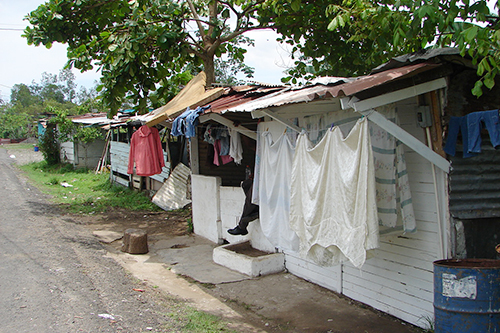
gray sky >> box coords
[0,0,291,102]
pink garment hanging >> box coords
[128,125,165,176]
[213,139,233,166]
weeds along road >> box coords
[0,148,173,332]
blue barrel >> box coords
[434,259,500,332]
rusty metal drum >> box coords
[434,259,500,333]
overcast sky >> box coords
[0,0,291,102]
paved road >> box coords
[0,149,171,332]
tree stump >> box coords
[121,228,148,254]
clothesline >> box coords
[199,121,362,135]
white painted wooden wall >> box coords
[191,174,276,251]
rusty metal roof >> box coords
[335,62,440,96]
[218,62,440,114]
[208,86,286,114]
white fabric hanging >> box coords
[369,105,416,233]
[258,131,300,252]
[300,106,416,233]
[289,118,379,268]
[251,124,262,205]
[228,127,243,165]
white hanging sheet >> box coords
[258,130,300,252]
[300,106,416,233]
[290,118,379,268]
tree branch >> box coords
[186,0,206,42]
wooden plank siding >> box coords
[110,141,131,186]
[109,140,170,187]
[284,252,342,292]
[283,97,441,328]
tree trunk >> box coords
[121,228,148,254]
[204,56,216,86]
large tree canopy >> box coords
[24,0,274,115]
[268,0,500,94]
[324,0,500,96]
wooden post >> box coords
[121,228,148,254]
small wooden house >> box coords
[143,49,500,329]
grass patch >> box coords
[0,143,36,150]
[166,305,236,333]
[19,161,161,214]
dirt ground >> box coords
[72,208,421,333]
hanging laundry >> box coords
[213,140,233,166]
[443,116,477,158]
[128,125,165,176]
[299,105,416,233]
[289,118,379,268]
[466,109,500,153]
[258,131,300,252]
[228,127,243,164]
[251,124,263,205]
[218,127,231,156]
[369,105,416,233]
[171,105,210,138]
[203,124,215,144]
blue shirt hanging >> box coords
[171,105,211,138]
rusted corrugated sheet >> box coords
[336,62,440,96]
[221,62,440,113]
[449,139,500,219]
[209,87,282,114]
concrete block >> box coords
[213,241,284,277]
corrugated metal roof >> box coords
[70,112,110,125]
[219,62,439,114]
[371,47,460,74]
[208,86,286,114]
[337,62,440,96]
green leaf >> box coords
[465,25,478,42]
[484,76,495,89]
[327,16,339,31]
[471,80,484,97]
[108,44,118,52]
